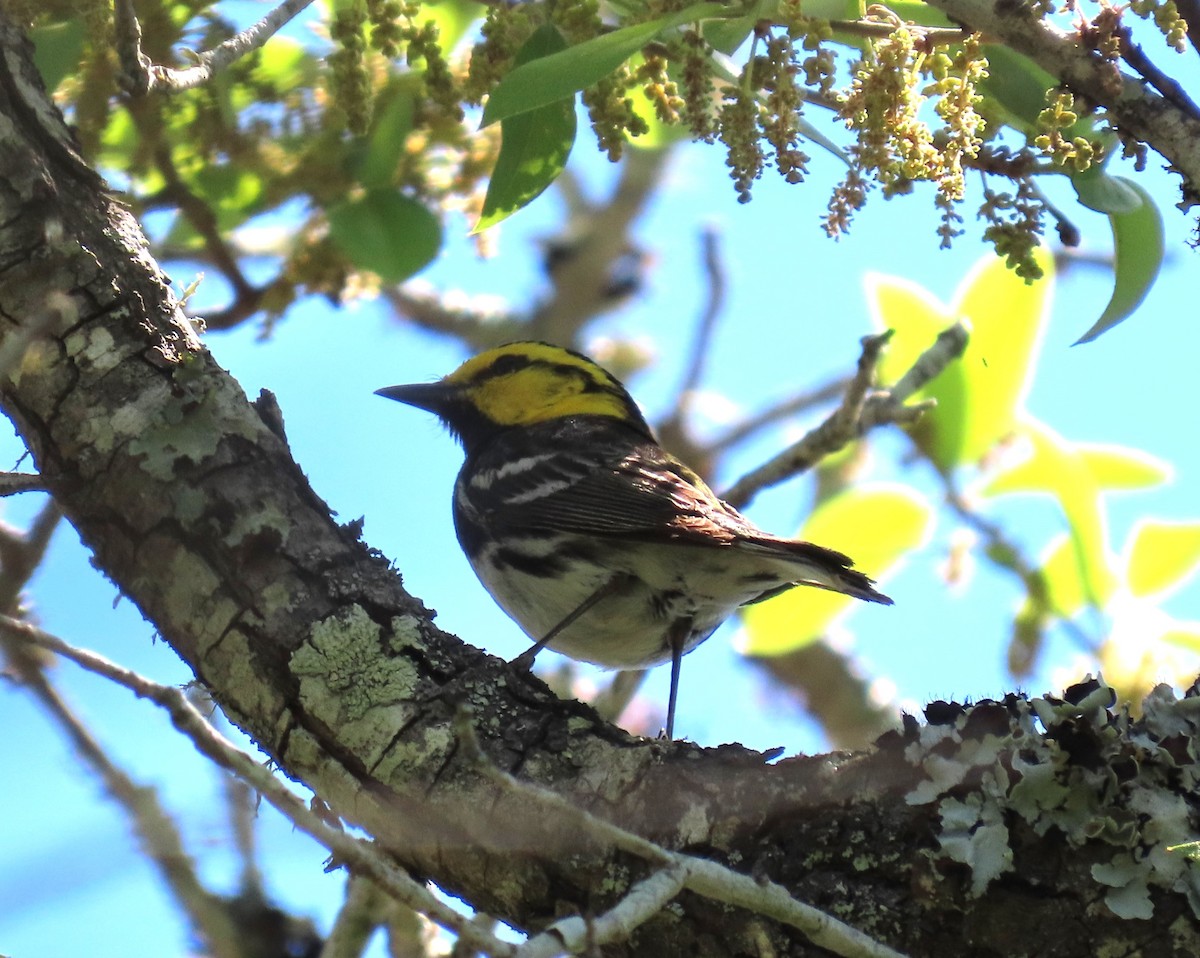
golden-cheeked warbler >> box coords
[377,341,891,737]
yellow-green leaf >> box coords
[1161,623,1200,652]
[739,485,932,656]
[1125,520,1200,600]
[868,249,1052,471]
[1038,534,1087,618]
[982,418,1118,607]
[1077,444,1172,492]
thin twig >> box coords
[941,476,1098,658]
[0,500,61,618]
[320,876,392,958]
[674,226,726,411]
[1118,28,1200,123]
[382,286,526,350]
[223,759,267,897]
[0,617,518,958]
[150,145,258,305]
[120,0,317,95]
[720,331,892,509]
[454,707,909,958]
[517,864,688,958]
[722,324,967,509]
[700,376,849,456]
[887,322,969,401]
[823,18,971,44]
[0,629,243,958]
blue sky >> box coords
[4,40,1200,958]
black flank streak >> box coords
[493,548,563,577]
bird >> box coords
[376,341,891,738]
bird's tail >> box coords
[743,537,893,605]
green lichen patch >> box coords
[291,605,421,766]
[127,387,260,481]
[904,676,1200,919]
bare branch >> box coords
[531,149,667,341]
[382,285,526,350]
[320,876,392,958]
[0,471,45,495]
[722,324,967,508]
[1118,28,1200,119]
[0,629,243,958]
[0,617,519,958]
[117,0,317,95]
[673,225,727,410]
[824,18,971,44]
[888,323,970,401]
[517,865,688,958]
[700,376,849,456]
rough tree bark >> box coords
[2,13,1199,957]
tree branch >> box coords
[721,325,967,509]
[115,0,317,94]
[924,0,1200,205]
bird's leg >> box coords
[664,617,692,740]
[512,573,630,671]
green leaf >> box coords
[740,485,932,656]
[879,1,954,27]
[190,165,266,229]
[30,19,85,92]
[1077,444,1172,492]
[327,190,441,283]
[481,1,723,126]
[981,418,1118,608]
[252,36,316,92]
[977,45,1096,142]
[1071,167,1142,215]
[419,0,487,51]
[1161,623,1200,652]
[1073,178,1164,345]
[358,86,416,190]
[870,248,1052,471]
[702,0,767,55]
[1125,520,1200,600]
[476,25,576,231]
[1037,534,1087,618]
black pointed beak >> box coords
[374,382,456,413]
